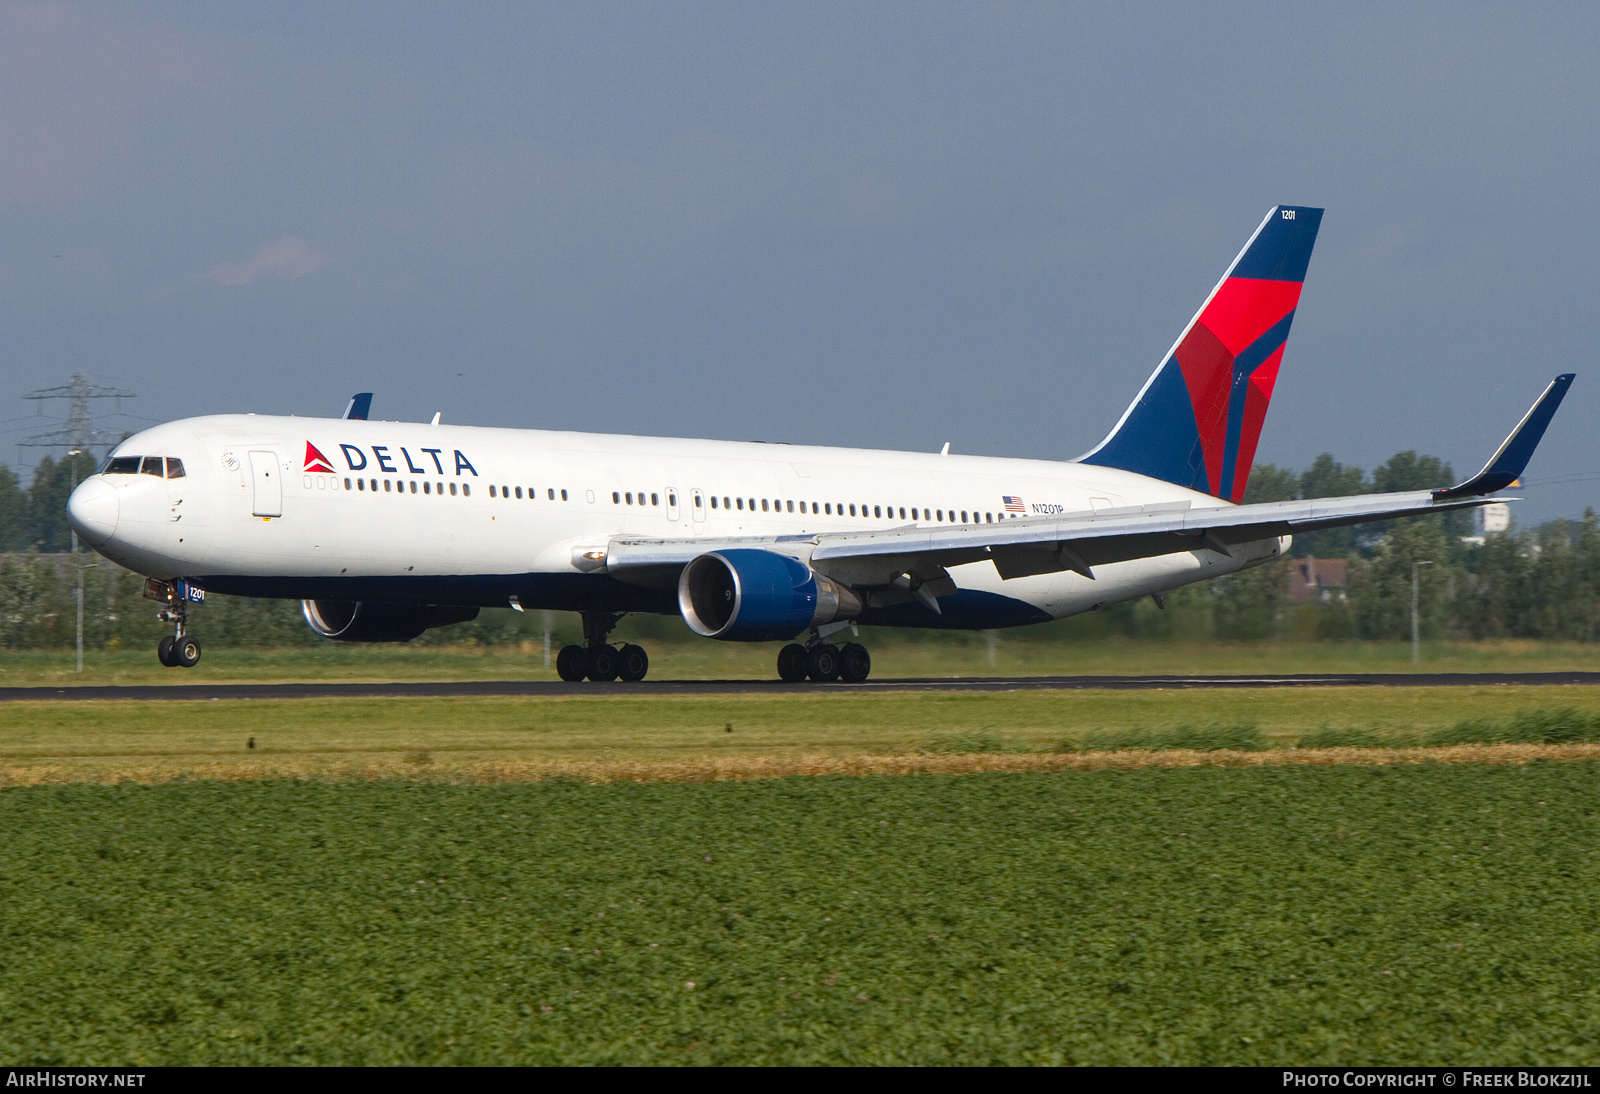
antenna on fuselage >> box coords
[430,412,441,426]
[939,442,950,456]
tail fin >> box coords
[1078,205,1323,502]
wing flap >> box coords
[811,490,1485,581]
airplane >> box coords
[64,205,1572,682]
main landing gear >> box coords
[150,583,201,669]
[555,612,649,683]
[777,636,871,683]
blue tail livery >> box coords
[1079,205,1323,502]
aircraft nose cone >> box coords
[67,477,119,548]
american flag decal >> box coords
[1002,495,1024,513]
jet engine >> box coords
[678,549,863,641]
[301,600,480,643]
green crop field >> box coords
[3,765,1598,1066]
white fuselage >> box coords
[70,414,1285,632]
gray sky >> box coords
[3,2,1596,523]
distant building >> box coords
[1461,501,1513,547]
[1288,557,1347,603]
[1480,502,1511,535]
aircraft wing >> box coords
[805,490,1481,583]
[602,374,1571,590]
[602,490,1481,590]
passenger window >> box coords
[849,504,856,516]
[761,499,769,512]
[873,505,881,518]
[166,458,186,479]
[515,486,522,499]
[450,483,457,496]
[652,493,659,506]
[106,456,141,475]
[560,489,567,501]
[384,480,392,492]
[462,484,470,497]
[825,503,832,515]
[344,477,352,490]
[357,478,365,491]
[736,498,744,510]
[936,509,943,521]
[961,510,968,522]
[626,492,633,505]
[899,507,906,519]
[787,500,794,513]
[613,492,621,504]
[711,496,718,509]
[723,497,731,509]
[490,485,497,498]
[748,498,755,511]
[423,481,431,494]
[141,457,163,477]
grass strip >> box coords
[6,742,1600,786]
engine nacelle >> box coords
[678,549,863,641]
[301,600,480,643]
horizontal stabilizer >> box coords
[1433,374,1573,500]
[343,393,373,421]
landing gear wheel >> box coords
[157,636,177,668]
[174,636,201,668]
[807,643,841,682]
[585,645,620,682]
[617,644,649,682]
[776,643,810,682]
[555,644,587,682]
[838,643,871,683]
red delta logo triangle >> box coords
[303,441,335,474]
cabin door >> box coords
[249,450,283,517]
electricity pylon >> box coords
[20,373,136,455]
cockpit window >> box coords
[141,457,164,477]
[105,457,141,475]
[165,458,186,479]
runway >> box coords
[6,672,1600,702]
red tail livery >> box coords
[1079,205,1322,502]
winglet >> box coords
[1433,374,1574,500]
[343,393,373,421]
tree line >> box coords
[0,451,1595,649]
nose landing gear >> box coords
[149,580,201,669]
[555,612,649,682]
